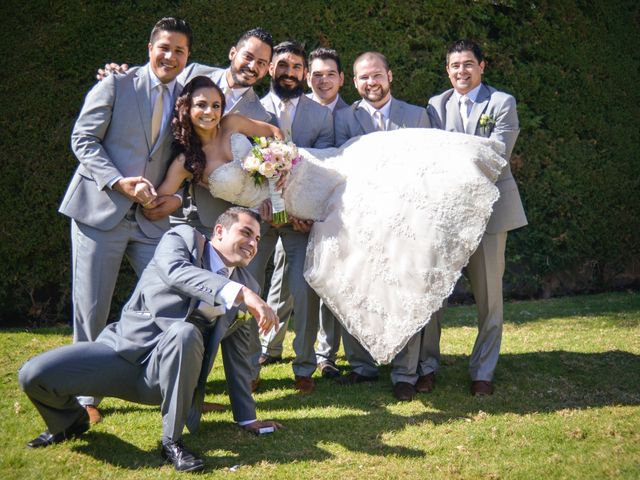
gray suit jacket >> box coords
[176,63,275,229]
[97,224,259,431]
[60,65,181,237]
[261,93,334,148]
[334,97,431,147]
[428,84,527,233]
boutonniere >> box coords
[235,310,253,322]
[479,114,496,134]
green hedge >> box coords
[1,0,638,325]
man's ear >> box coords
[228,46,237,62]
[213,223,225,239]
[387,70,393,83]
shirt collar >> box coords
[270,91,300,109]
[206,242,235,278]
[361,96,392,118]
[219,70,250,99]
[148,64,177,95]
[308,93,340,112]
[454,84,482,103]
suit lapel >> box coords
[354,101,376,134]
[388,98,403,130]
[134,66,153,151]
[466,84,491,134]
[444,91,464,133]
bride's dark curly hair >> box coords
[171,76,226,184]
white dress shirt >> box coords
[361,96,393,130]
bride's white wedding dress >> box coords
[208,130,506,364]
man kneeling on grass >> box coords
[19,207,282,472]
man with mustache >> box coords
[333,52,442,402]
[252,41,334,394]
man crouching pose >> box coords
[19,207,282,472]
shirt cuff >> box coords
[220,281,243,309]
[238,419,257,427]
[107,175,123,189]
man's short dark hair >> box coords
[150,17,193,50]
[352,51,389,75]
[215,207,261,230]
[236,27,274,54]
[272,41,307,65]
[308,47,342,73]
[446,39,484,65]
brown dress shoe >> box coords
[416,372,435,393]
[251,377,260,393]
[259,354,283,366]
[471,380,494,396]
[393,382,416,401]
[294,376,316,394]
[202,401,226,413]
[336,371,379,385]
[84,405,103,424]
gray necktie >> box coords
[459,95,472,130]
[373,110,385,131]
[279,100,293,137]
[151,84,167,145]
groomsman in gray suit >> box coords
[59,18,192,422]
[252,41,334,394]
[97,28,275,235]
[333,52,443,402]
[261,47,348,379]
[19,208,282,472]
[428,39,527,396]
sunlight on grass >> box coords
[1,291,638,479]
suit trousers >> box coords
[465,231,508,381]
[19,322,204,442]
[247,223,320,378]
[261,241,342,364]
[71,216,160,407]
[342,309,443,384]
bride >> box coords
[145,76,507,364]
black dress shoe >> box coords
[318,360,340,378]
[393,382,416,401]
[27,410,90,448]
[336,370,379,385]
[161,439,204,472]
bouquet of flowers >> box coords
[242,136,302,224]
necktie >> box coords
[373,110,385,131]
[216,267,230,278]
[279,100,293,137]
[460,95,472,130]
[151,84,167,146]
[222,85,233,113]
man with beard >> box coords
[333,52,442,402]
[259,47,349,380]
[251,41,334,394]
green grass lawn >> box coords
[1,291,639,479]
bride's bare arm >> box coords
[157,154,193,196]
[224,113,284,140]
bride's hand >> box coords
[276,171,288,192]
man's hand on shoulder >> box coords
[96,62,129,81]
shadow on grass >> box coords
[43,349,639,472]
